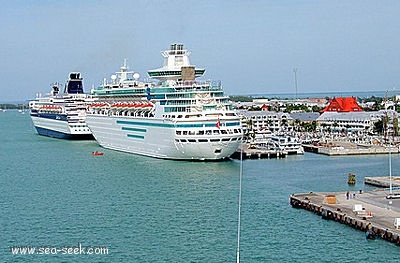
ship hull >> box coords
[86,115,242,160]
[30,113,93,140]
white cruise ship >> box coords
[86,44,243,160]
[29,73,94,139]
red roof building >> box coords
[321,97,363,113]
[261,104,268,111]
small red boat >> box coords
[91,151,104,156]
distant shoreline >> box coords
[232,90,392,99]
[0,90,395,104]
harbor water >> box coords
[1,110,399,262]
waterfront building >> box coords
[237,110,293,134]
[321,97,363,113]
[316,111,395,134]
[290,112,320,123]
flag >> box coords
[216,118,220,128]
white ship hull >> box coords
[86,115,242,160]
[30,114,92,139]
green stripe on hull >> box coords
[226,122,241,126]
[127,134,145,139]
[121,127,147,132]
[176,123,203,128]
[117,120,174,128]
[117,120,240,129]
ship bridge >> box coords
[147,44,205,82]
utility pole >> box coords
[293,68,298,100]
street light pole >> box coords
[293,68,298,100]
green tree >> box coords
[312,105,323,112]
[293,118,302,131]
[393,117,399,136]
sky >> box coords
[1,0,400,102]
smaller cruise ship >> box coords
[268,134,304,154]
[251,133,304,155]
[29,72,94,139]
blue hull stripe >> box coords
[35,126,93,140]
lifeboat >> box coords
[39,105,62,112]
[91,151,104,156]
[109,101,153,110]
[92,102,109,108]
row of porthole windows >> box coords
[175,137,242,143]
[176,129,242,136]
[71,124,89,129]
[324,120,370,123]
[71,126,90,131]
[250,116,281,120]
[72,129,90,132]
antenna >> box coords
[121,58,128,70]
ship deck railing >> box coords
[156,80,222,90]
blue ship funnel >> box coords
[65,72,84,94]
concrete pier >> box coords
[365,176,400,188]
[303,141,399,156]
[290,189,400,244]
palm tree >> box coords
[394,117,399,136]
[294,118,302,132]
[244,119,254,141]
